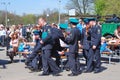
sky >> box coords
[0,0,68,15]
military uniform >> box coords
[81,28,91,66]
[51,27,65,67]
[25,30,42,70]
[41,25,60,75]
[30,54,42,71]
[65,18,81,76]
[90,24,101,73]
[82,18,101,73]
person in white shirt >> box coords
[0,24,6,47]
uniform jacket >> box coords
[41,25,53,50]
[52,28,65,51]
[90,25,101,48]
[81,28,91,50]
[65,27,81,53]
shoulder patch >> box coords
[48,29,51,33]
[98,29,100,34]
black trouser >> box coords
[25,43,41,66]
[83,49,89,65]
[67,52,80,74]
[31,54,42,70]
[86,48,94,71]
[42,49,60,74]
[51,50,61,67]
[93,48,101,70]
[7,51,15,62]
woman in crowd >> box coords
[8,32,19,63]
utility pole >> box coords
[58,0,61,24]
[1,2,10,27]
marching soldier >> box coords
[38,18,61,76]
[90,19,102,73]
[51,24,66,67]
[80,18,92,68]
[25,30,42,71]
[60,18,81,76]
[84,18,101,73]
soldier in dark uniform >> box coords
[88,18,101,73]
[51,24,65,67]
[80,18,92,68]
[58,23,70,70]
[38,18,61,76]
[82,18,101,73]
[64,18,81,76]
[25,30,42,71]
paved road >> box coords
[0,47,120,80]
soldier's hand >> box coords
[92,45,96,49]
[40,40,44,44]
[58,51,64,55]
[79,44,83,48]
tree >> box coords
[94,0,120,16]
[66,0,94,14]
[0,11,5,24]
[104,0,120,16]
[21,14,37,24]
[94,0,106,15]
[0,9,68,26]
[0,11,23,25]
[41,8,59,24]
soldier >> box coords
[91,19,101,73]
[80,18,91,68]
[51,24,66,67]
[61,18,81,76]
[85,18,101,73]
[25,30,42,71]
[38,18,61,76]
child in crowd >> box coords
[18,38,31,52]
[100,37,112,53]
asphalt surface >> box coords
[0,47,120,80]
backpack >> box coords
[41,31,48,39]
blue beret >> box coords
[88,18,96,21]
[84,18,96,24]
[84,18,89,24]
[59,23,68,29]
[69,18,79,24]
[33,30,39,35]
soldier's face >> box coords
[70,23,75,28]
[38,19,44,27]
[36,25,41,30]
[89,21,96,27]
[86,24,90,28]
[92,21,96,26]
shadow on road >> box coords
[0,59,25,69]
[0,59,9,69]
[0,49,5,51]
